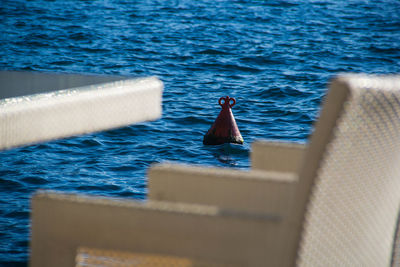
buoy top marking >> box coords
[218,96,236,108]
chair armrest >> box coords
[30,191,285,267]
[0,74,163,151]
[148,163,298,215]
[251,140,306,173]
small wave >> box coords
[51,60,74,66]
[0,178,24,190]
[77,184,121,192]
[240,56,282,65]
[68,32,92,41]
[117,191,136,197]
[21,176,47,185]
[171,115,210,125]
[198,62,263,73]
[368,45,400,55]
[195,49,231,55]
[4,210,29,219]
[108,165,139,172]
[81,47,111,53]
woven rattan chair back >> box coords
[292,75,400,266]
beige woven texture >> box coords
[149,163,297,215]
[298,75,400,266]
[31,192,273,267]
[0,71,163,150]
[29,74,400,267]
[251,141,306,173]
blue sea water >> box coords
[0,0,399,265]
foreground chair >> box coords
[0,71,162,150]
[31,74,400,266]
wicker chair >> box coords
[30,74,400,266]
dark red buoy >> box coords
[203,96,244,145]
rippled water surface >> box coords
[1,0,400,265]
